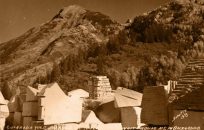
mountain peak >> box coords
[57,5,86,19]
[0,4,121,99]
[51,5,87,22]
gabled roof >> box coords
[0,91,7,105]
[68,89,89,98]
[114,88,142,108]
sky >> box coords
[0,0,170,43]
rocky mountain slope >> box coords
[2,0,204,99]
[0,5,121,99]
[129,0,204,43]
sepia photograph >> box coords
[0,0,203,129]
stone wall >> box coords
[89,76,112,99]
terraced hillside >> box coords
[169,58,204,110]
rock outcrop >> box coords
[0,5,120,99]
